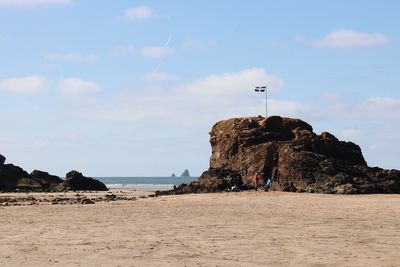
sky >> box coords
[0,0,399,177]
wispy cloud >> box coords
[59,78,101,97]
[296,29,389,49]
[140,46,173,59]
[141,72,182,82]
[0,75,47,94]
[329,97,400,119]
[0,0,72,7]
[358,97,400,118]
[44,53,97,62]
[123,6,155,21]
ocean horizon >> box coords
[96,176,197,190]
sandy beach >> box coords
[0,191,399,267]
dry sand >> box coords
[0,191,399,267]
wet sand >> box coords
[0,191,399,266]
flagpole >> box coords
[255,86,268,118]
[265,86,267,118]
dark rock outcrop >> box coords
[30,170,63,189]
[180,169,190,177]
[0,162,32,190]
[0,155,47,191]
[0,154,108,192]
[0,154,5,165]
[161,116,400,195]
[61,170,108,191]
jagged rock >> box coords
[30,170,63,189]
[61,170,108,191]
[0,154,108,192]
[181,169,190,177]
[162,116,400,195]
[0,166,63,191]
[0,155,62,191]
[0,163,31,190]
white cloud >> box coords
[179,68,282,102]
[358,97,400,118]
[331,97,400,119]
[44,53,97,62]
[140,46,173,58]
[268,99,312,118]
[71,68,287,124]
[123,6,155,21]
[309,96,400,126]
[0,0,72,7]
[0,75,47,94]
[59,78,101,97]
[297,29,389,49]
[363,96,400,108]
[141,72,182,82]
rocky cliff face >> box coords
[163,116,400,195]
[0,154,108,192]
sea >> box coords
[96,177,197,191]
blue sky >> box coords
[0,0,399,176]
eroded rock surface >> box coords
[161,116,400,195]
[0,161,32,190]
[30,170,64,189]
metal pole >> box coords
[254,86,268,118]
[265,86,267,118]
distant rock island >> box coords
[180,169,190,177]
[170,173,176,178]
[160,116,400,195]
[0,154,108,192]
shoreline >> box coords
[105,184,174,191]
[2,188,400,207]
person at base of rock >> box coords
[235,173,243,192]
[253,172,260,191]
[264,178,272,192]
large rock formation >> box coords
[163,116,400,195]
[61,170,108,191]
[30,170,64,189]
[0,161,32,190]
[180,169,191,177]
[0,154,108,192]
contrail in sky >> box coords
[164,34,172,47]
[154,34,172,73]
